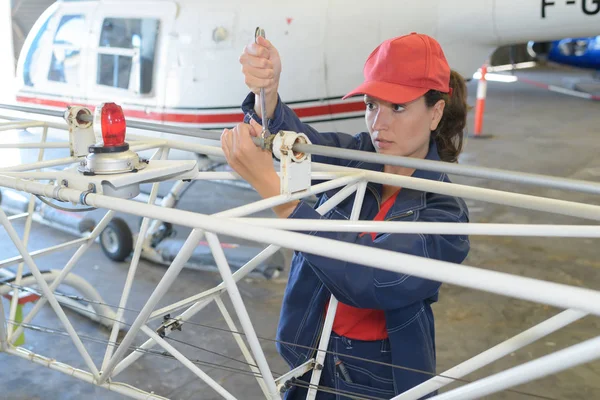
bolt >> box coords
[61,180,68,187]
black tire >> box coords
[100,218,133,262]
[137,218,174,247]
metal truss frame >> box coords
[0,113,599,400]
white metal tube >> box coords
[393,309,587,400]
[125,120,221,141]
[166,134,600,196]
[307,181,366,400]
[138,176,357,243]
[128,141,165,153]
[8,211,115,343]
[150,244,282,320]
[0,121,47,129]
[113,240,283,377]
[276,360,316,392]
[0,171,352,184]
[140,325,238,400]
[304,180,362,394]
[99,229,206,384]
[306,297,337,400]
[226,220,600,238]
[6,177,600,317]
[0,270,118,329]
[145,177,358,319]
[0,237,89,269]
[7,193,35,333]
[111,297,214,378]
[315,183,358,215]
[295,143,600,195]
[6,347,169,400]
[0,208,99,377]
[0,142,69,149]
[153,147,600,224]
[102,149,165,371]
[0,294,7,351]
[1,171,78,180]
[48,272,117,328]
[101,213,148,368]
[428,334,600,400]
[140,182,360,382]
[82,194,600,314]
[0,104,67,120]
[350,182,367,221]
[166,140,233,157]
[145,178,187,241]
[0,115,67,131]
[215,297,270,398]
[49,299,99,325]
[8,126,47,336]
[206,232,281,400]
[7,212,28,221]
[0,156,77,172]
[148,279,237,321]
[143,170,356,318]
[314,163,600,221]
[215,175,361,219]
[187,171,352,182]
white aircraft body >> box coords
[13,0,600,135]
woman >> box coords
[221,33,470,399]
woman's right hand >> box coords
[239,35,282,120]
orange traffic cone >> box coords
[470,64,493,139]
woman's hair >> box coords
[424,70,469,163]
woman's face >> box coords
[364,95,445,159]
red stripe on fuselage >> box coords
[15,95,365,124]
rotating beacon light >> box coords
[92,102,128,151]
[79,102,147,176]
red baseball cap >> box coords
[343,32,452,104]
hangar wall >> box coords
[11,0,55,61]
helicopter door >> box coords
[85,1,177,115]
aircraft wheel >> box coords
[138,218,175,247]
[100,218,133,262]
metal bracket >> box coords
[156,314,182,338]
[79,184,97,206]
[272,131,312,195]
[274,358,316,393]
[63,106,96,158]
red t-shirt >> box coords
[325,189,400,341]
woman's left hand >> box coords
[221,119,278,190]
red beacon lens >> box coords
[100,103,126,147]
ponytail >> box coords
[424,70,469,163]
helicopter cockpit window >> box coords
[47,15,85,85]
[97,18,159,94]
[23,12,53,86]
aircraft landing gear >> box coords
[100,217,133,262]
